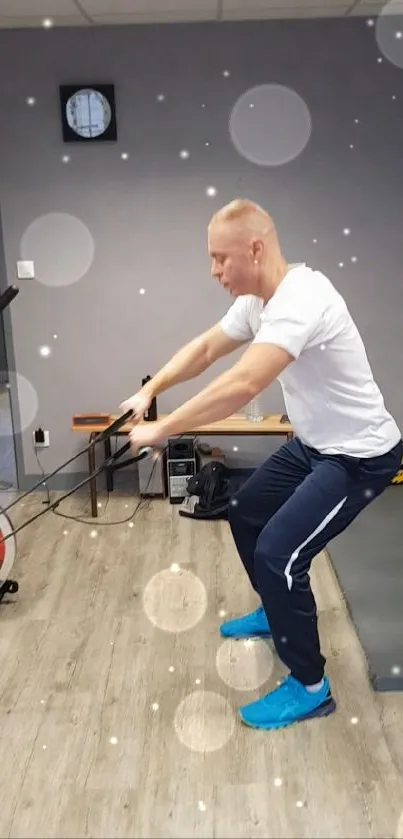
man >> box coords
[122,199,402,731]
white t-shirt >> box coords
[219,263,401,457]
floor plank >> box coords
[0,489,401,839]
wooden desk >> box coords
[72,413,293,517]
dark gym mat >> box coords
[327,487,403,691]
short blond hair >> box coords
[209,198,275,239]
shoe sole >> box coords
[219,629,272,639]
[239,696,337,730]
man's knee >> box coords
[254,525,290,583]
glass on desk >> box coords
[245,397,264,422]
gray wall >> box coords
[0,18,402,490]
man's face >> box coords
[208,221,257,297]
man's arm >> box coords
[141,323,247,399]
[159,343,294,435]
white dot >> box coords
[3,372,38,436]
[351,256,357,263]
[232,446,239,452]
[205,141,210,146]
[40,699,45,704]
[139,288,146,295]
[143,568,207,632]
[169,666,175,673]
[21,213,94,288]
[151,702,159,711]
[230,84,312,166]
[198,800,207,811]
[366,17,375,26]
[42,17,53,27]
[53,334,58,339]
[274,778,283,787]
[39,345,51,357]
[280,636,288,644]
[392,94,397,100]
[223,70,231,77]
[26,96,36,106]
[109,736,118,745]
[61,155,70,163]
[128,522,134,528]
[391,665,401,675]
[343,228,351,235]
[350,144,354,149]
[364,488,374,499]
[351,716,359,725]
[90,530,97,538]
[377,57,383,63]
[42,744,47,750]
[170,563,180,573]
[157,94,165,101]
[206,186,217,197]
[63,530,68,536]
[229,498,238,507]
[320,343,326,351]
[219,609,227,617]
[174,691,235,752]
[216,637,274,690]
[97,502,102,508]
[339,262,344,268]
[121,152,129,160]
[313,238,317,243]
[195,678,201,685]
[179,149,190,159]
[354,118,360,123]
[125,504,129,509]
[395,30,402,39]
[201,103,206,108]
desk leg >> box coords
[287,432,293,442]
[88,432,98,518]
[104,437,114,492]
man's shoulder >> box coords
[283,263,342,303]
[226,293,262,314]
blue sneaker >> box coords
[239,674,336,730]
[219,605,271,639]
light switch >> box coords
[17,260,35,279]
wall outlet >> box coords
[34,429,50,447]
[17,260,35,280]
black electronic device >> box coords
[166,437,199,504]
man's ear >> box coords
[251,239,264,263]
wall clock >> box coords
[59,84,117,142]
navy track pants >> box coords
[228,435,402,685]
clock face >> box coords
[66,88,112,139]
[59,84,117,142]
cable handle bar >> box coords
[0,410,154,545]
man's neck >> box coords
[261,258,290,305]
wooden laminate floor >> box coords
[0,487,402,839]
